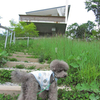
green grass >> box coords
[5,37,100,66]
[1,37,100,98]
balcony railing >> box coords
[19,15,66,23]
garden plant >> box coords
[0,35,100,99]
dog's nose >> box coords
[64,75,67,77]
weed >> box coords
[26,66,36,69]
[9,58,17,61]
[24,60,28,63]
[39,53,44,63]
[15,64,25,69]
[0,70,12,83]
[0,50,8,67]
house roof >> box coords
[26,5,66,16]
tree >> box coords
[76,23,87,38]
[86,21,96,33]
[67,21,96,38]
[67,23,79,36]
[9,20,39,37]
[85,0,100,29]
[76,21,96,38]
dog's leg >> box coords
[39,90,48,100]
[17,82,27,100]
[18,93,24,100]
[48,81,57,100]
[25,74,38,100]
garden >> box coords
[0,35,100,100]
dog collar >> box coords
[51,71,58,84]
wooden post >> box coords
[4,30,8,49]
[10,32,12,46]
[13,32,15,44]
[27,37,29,47]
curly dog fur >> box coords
[11,59,69,100]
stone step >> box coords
[9,56,39,62]
[0,86,21,96]
[5,61,49,69]
[0,86,71,96]
[0,68,49,72]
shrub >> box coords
[0,70,12,83]
[0,94,19,100]
[39,53,44,63]
[9,58,17,61]
[26,66,36,69]
[58,89,100,100]
[0,49,8,67]
[15,64,25,69]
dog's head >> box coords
[50,60,69,79]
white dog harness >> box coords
[31,71,57,90]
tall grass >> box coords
[5,37,100,66]
[1,37,100,88]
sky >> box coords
[0,0,96,33]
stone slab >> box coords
[5,61,49,69]
[0,86,21,96]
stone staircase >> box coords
[0,52,71,96]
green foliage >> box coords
[0,37,100,99]
[76,81,100,94]
[0,70,12,83]
[85,0,100,26]
[0,90,100,100]
[67,21,96,38]
[58,89,90,100]
[9,20,39,37]
[23,22,39,37]
[0,94,19,100]
[26,66,36,69]
[67,23,79,37]
[58,89,100,100]
[0,94,44,100]
[0,49,8,67]
[89,93,100,100]
[39,53,44,63]
[15,64,25,69]
[24,60,28,63]
[9,58,17,61]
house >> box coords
[19,5,70,36]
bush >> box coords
[0,94,19,100]
[39,53,44,63]
[26,66,36,69]
[9,58,17,61]
[0,70,12,83]
[15,64,25,69]
[58,89,100,100]
[0,49,8,67]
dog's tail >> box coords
[11,70,29,83]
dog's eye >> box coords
[64,69,67,71]
[57,70,62,73]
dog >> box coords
[11,59,69,100]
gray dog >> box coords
[11,59,69,100]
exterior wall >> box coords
[19,15,65,23]
[19,15,66,35]
[33,22,66,35]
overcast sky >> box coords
[0,0,96,33]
